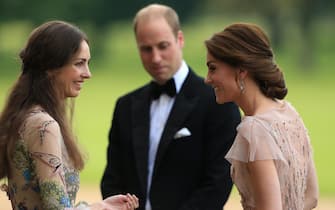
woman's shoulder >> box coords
[236,115,279,148]
[238,116,270,133]
[20,106,60,140]
[24,106,56,124]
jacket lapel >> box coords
[132,86,151,195]
[131,70,200,192]
[154,71,199,171]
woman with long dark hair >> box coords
[0,20,138,210]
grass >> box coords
[73,72,335,196]
[1,18,335,196]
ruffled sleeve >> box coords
[226,117,287,165]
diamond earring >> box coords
[239,79,245,93]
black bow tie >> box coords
[150,78,176,99]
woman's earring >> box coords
[239,79,245,93]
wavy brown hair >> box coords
[0,20,88,179]
[205,23,288,99]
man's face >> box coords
[135,17,184,84]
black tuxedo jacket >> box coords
[101,69,241,210]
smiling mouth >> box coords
[213,87,223,94]
[74,82,83,89]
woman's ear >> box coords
[239,68,248,79]
[47,68,59,78]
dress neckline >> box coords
[243,100,287,120]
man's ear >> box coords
[177,30,184,48]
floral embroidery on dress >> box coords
[38,120,56,144]
[40,181,72,209]
[63,167,80,203]
[13,139,39,193]
[5,109,81,210]
[32,152,62,173]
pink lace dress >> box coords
[226,101,316,210]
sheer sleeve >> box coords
[226,117,287,165]
[23,113,88,210]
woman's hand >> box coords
[90,193,139,210]
[104,193,139,210]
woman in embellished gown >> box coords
[0,20,138,210]
[204,23,319,210]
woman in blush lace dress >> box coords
[0,20,138,210]
[204,23,319,210]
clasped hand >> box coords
[91,193,139,210]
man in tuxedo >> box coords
[100,4,241,210]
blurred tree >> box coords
[203,0,335,71]
[202,0,292,48]
[0,0,198,26]
[0,0,333,72]
[0,0,200,61]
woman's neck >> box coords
[238,90,278,116]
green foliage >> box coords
[0,0,199,27]
[1,19,335,196]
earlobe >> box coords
[237,68,247,94]
[239,78,245,93]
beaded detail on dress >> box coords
[226,101,313,210]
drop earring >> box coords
[239,79,245,93]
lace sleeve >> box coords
[24,113,83,210]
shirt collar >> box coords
[173,60,189,94]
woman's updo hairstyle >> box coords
[205,23,287,99]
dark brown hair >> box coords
[205,23,287,99]
[0,20,88,178]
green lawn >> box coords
[73,72,335,196]
[1,19,334,196]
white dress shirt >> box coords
[145,60,189,210]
